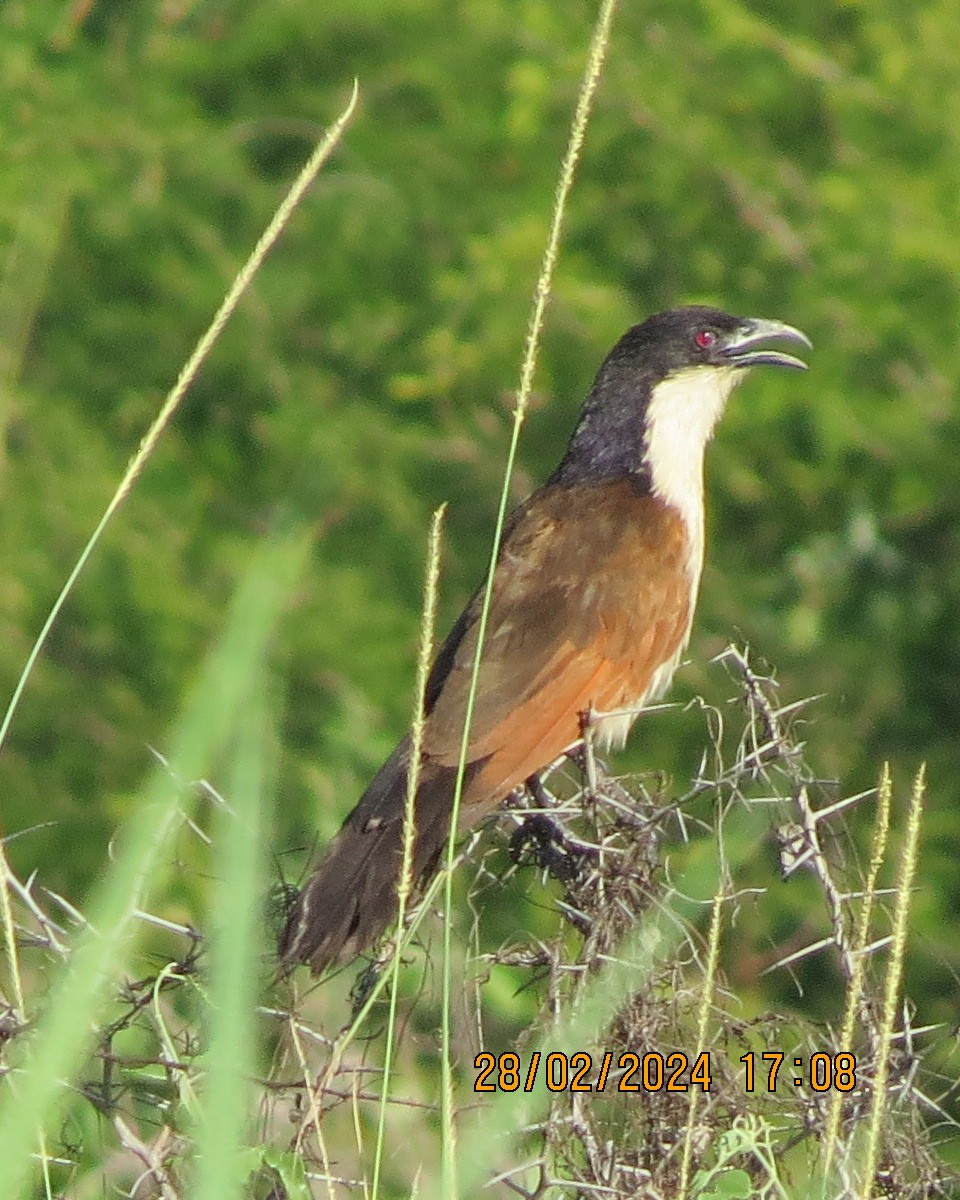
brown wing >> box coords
[422,477,693,819]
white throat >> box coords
[643,364,742,588]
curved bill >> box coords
[721,317,812,370]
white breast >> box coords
[643,364,739,590]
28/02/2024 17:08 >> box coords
[473,1050,858,1094]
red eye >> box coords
[695,329,716,349]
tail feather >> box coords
[279,737,482,974]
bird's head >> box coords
[610,305,811,379]
[555,305,811,499]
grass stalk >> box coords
[821,764,893,1192]
[859,765,926,1199]
[305,3,622,1175]
[370,504,446,1200]
[678,883,726,1200]
[0,82,358,765]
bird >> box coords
[279,305,810,974]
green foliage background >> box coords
[2,0,960,1028]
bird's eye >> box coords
[695,329,716,349]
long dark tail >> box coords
[279,737,476,975]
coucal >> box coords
[280,305,810,973]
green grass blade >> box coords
[189,681,273,1199]
[0,530,307,1200]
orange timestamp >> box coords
[473,1050,859,1094]
[739,1051,857,1093]
[474,1050,713,1094]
